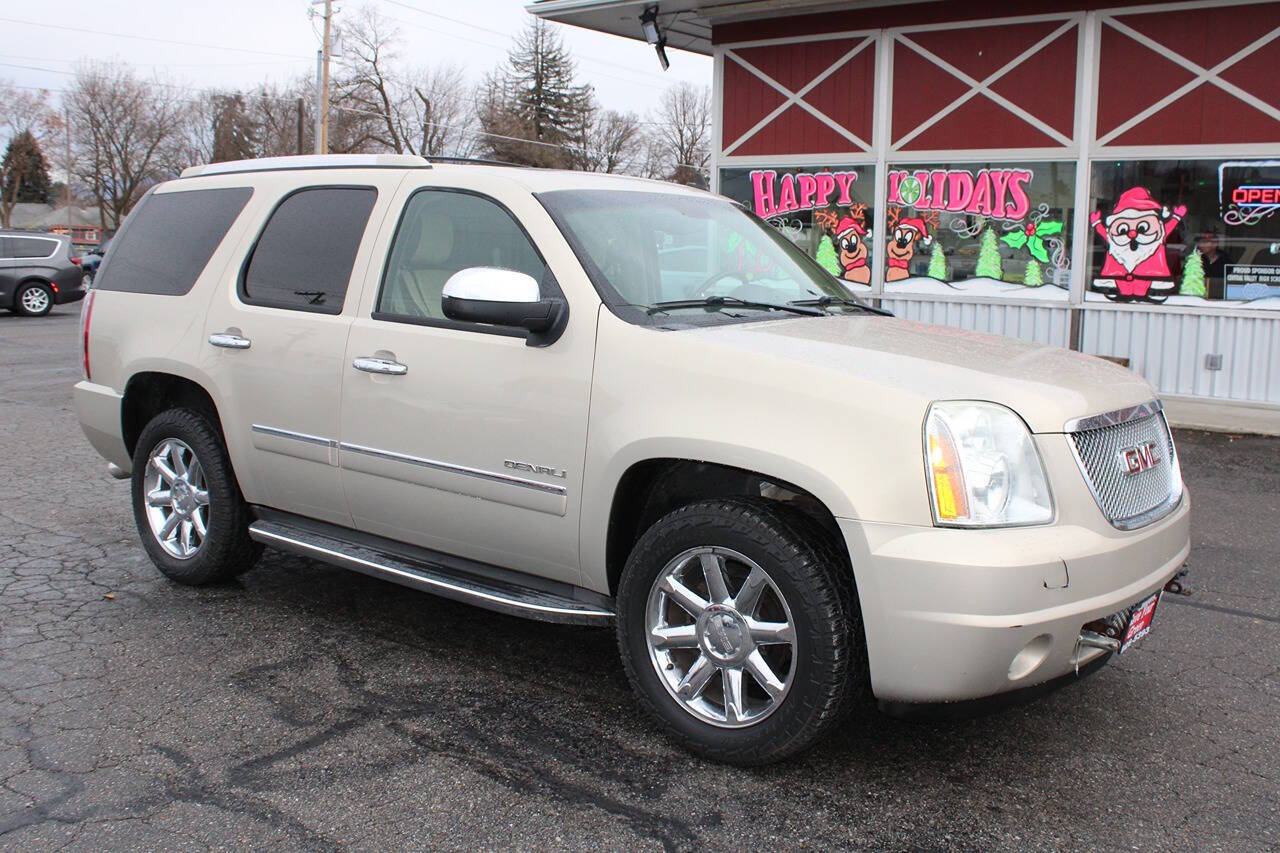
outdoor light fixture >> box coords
[640,5,670,71]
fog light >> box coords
[1008,634,1052,681]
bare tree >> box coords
[0,81,60,226]
[249,80,314,158]
[66,62,189,228]
[333,7,474,157]
[568,104,643,174]
[647,82,711,186]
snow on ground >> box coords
[840,280,872,294]
[883,275,1070,300]
[1085,293,1280,310]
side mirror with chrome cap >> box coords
[441,267,567,347]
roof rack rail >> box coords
[427,156,528,168]
[181,153,430,178]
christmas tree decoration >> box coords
[815,234,841,276]
[1180,248,1206,297]
[926,241,947,280]
[1024,259,1044,287]
[1001,219,1063,263]
[975,226,1003,279]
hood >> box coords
[685,315,1154,433]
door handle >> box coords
[353,356,408,376]
[209,333,251,349]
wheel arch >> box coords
[121,371,226,459]
[602,456,851,598]
[13,277,54,311]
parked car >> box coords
[79,237,112,285]
[74,154,1190,764]
[0,230,87,316]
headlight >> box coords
[924,401,1053,527]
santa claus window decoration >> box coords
[719,165,878,293]
[882,161,1076,300]
[1088,160,1280,309]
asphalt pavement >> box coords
[2,309,1277,850]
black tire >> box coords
[14,282,53,317]
[616,498,864,765]
[130,407,261,585]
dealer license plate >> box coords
[1119,593,1160,653]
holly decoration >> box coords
[975,226,1003,279]
[1181,248,1206,297]
[815,234,841,276]
[1000,219,1063,264]
[926,241,947,280]
[1024,259,1044,287]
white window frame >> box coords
[711,0,1280,313]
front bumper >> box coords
[837,493,1190,704]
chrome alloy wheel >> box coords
[645,546,796,728]
[143,439,209,559]
[20,286,50,314]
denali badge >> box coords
[1117,441,1161,475]
[504,459,567,479]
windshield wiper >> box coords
[789,295,893,316]
[648,295,825,317]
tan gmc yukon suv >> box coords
[75,154,1190,764]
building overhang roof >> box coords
[526,0,899,55]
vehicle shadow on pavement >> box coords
[185,546,1168,848]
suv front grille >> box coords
[1066,401,1182,530]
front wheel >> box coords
[131,408,261,585]
[616,499,864,765]
[14,282,52,316]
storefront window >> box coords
[883,161,1075,301]
[1088,159,1280,309]
[719,165,877,292]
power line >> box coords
[0,16,311,60]
[373,1,672,89]
[0,52,307,69]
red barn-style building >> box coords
[533,0,1280,413]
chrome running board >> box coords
[248,518,613,626]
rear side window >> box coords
[241,187,377,314]
[95,187,253,295]
[8,237,58,259]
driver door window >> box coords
[376,189,546,324]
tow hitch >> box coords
[1075,567,1190,668]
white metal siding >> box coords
[882,298,1072,348]
[1080,309,1280,404]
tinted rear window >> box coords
[95,187,253,295]
[240,187,377,314]
[8,237,59,259]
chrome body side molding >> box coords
[338,442,566,496]
[247,425,568,514]
[250,423,339,466]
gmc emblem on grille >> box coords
[1117,441,1162,475]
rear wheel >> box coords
[131,408,260,585]
[14,282,52,316]
[616,499,863,765]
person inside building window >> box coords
[1195,231,1229,300]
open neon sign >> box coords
[888,168,1034,221]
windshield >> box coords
[538,189,871,326]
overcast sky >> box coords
[0,0,711,115]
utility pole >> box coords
[63,105,71,212]
[296,97,304,155]
[320,0,333,154]
[313,49,323,155]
